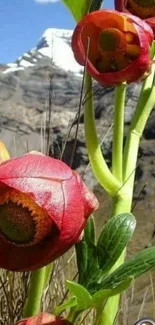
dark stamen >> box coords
[0,202,35,244]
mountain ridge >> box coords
[3,28,82,75]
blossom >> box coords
[0,152,98,271]
[72,10,153,86]
[17,312,72,325]
[115,0,155,36]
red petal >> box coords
[0,155,99,270]
[0,153,72,181]
[146,17,155,35]
[72,10,128,66]
[0,177,64,229]
[72,10,152,86]
[124,13,154,43]
[16,313,72,325]
[73,171,99,217]
[115,0,126,11]
[115,0,155,39]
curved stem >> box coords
[112,83,126,182]
[95,58,155,325]
[123,64,155,182]
[84,73,121,195]
[98,63,155,325]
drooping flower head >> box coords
[72,10,153,86]
[0,152,98,271]
[17,312,72,325]
[115,0,155,36]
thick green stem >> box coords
[23,266,51,317]
[84,74,121,195]
[96,66,155,325]
[124,66,155,182]
[95,194,132,325]
[112,83,126,182]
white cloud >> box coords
[35,0,59,3]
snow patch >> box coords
[3,28,82,75]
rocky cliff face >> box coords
[1,28,155,322]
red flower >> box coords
[115,0,155,36]
[72,10,153,86]
[0,152,98,271]
[17,313,72,325]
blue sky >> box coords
[0,0,114,64]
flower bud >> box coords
[115,0,155,37]
[17,312,72,325]
[72,10,153,86]
[0,152,99,271]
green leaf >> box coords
[76,215,98,285]
[66,280,92,311]
[84,215,96,245]
[83,216,100,283]
[89,0,104,11]
[54,296,77,315]
[75,240,88,283]
[97,213,136,272]
[62,0,92,21]
[92,277,133,307]
[96,246,155,291]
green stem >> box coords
[112,83,126,182]
[123,65,155,182]
[95,195,132,325]
[96,65,155,325]
[128,43,155,132]
[67,307,80,323]
[23,266,50,317]
[84,73,121,195]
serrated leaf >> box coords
[66,280,92,311]
[76,240,101,287]
[92,277,133,306]
[84,215,96,245]
[75,240,88,282]
[97,213,136,273]
[89,0,104,11]
[96,247,155,291]
[62,0,91,21]
[54,296,77,315]
[76,216,99,285]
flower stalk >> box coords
[84,73,121,195]
[23,267,48,317]
[112,82,126,182]
[84,54,155,325]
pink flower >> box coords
[17,313,72,325]
[0,152,98,271]
[115,0,155,37]
[72,10,153,86]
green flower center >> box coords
[0,202,35,244]
[98,28,125,53]
[0,190,53,246]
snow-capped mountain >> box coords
[3,28,82,75]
